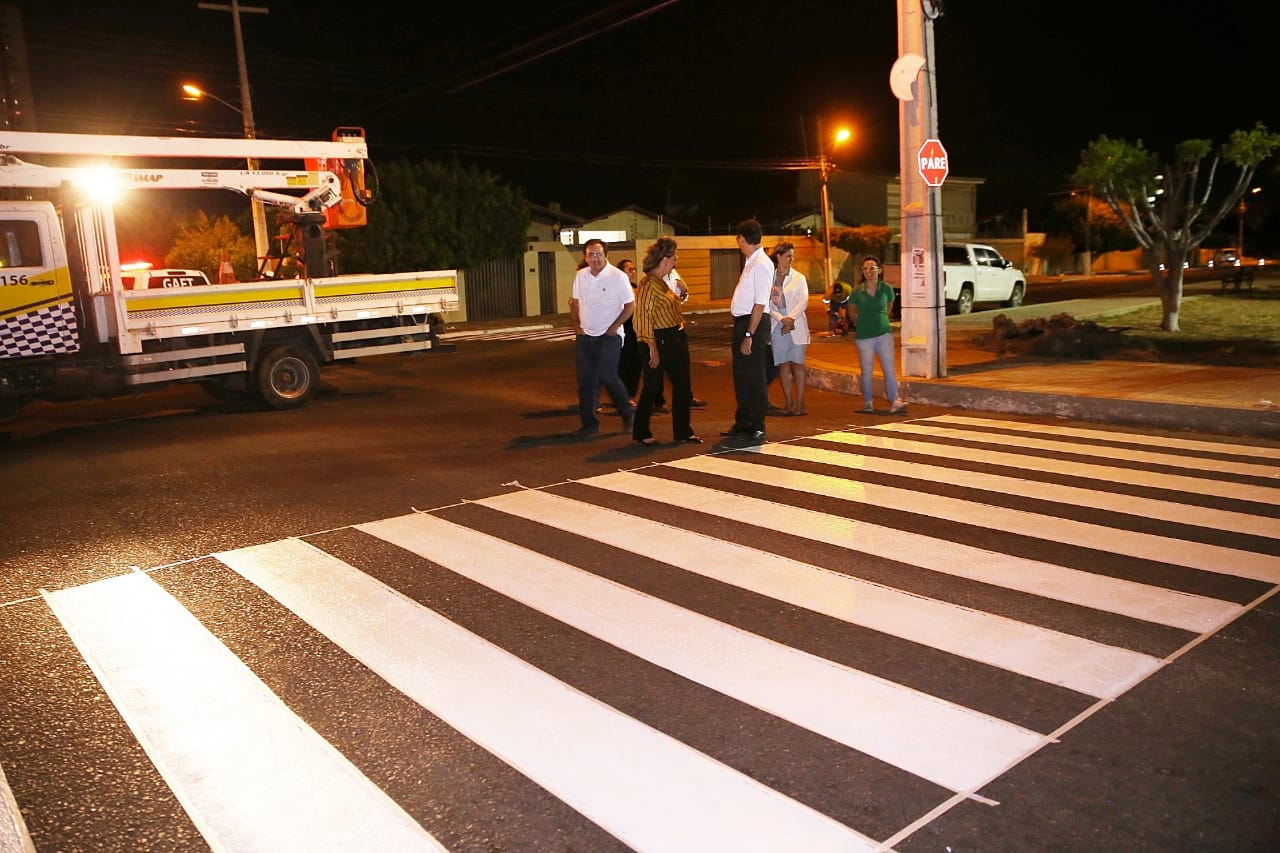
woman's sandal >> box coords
[634,436,661,447]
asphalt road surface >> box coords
[2,318,1278,852]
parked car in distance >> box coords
[1210,248,1240,267]
[941,243,1027,314]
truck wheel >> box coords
[254,345,319,409]
[1003,283,1025,308]
[955,285,974,314]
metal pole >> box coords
[1083,190,1093,275]
[1238,199,1246,258]
[817,116,834,290]
[198,1,270,263]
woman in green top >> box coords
[846,255,906,414]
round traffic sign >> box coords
[917,138,949,187]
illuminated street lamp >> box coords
[182,84,241,116]
[181,82,268,262]
[818,119,852,290]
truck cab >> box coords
[0,201,78,360]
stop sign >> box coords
[917,138,949,187]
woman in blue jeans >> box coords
[846,255,907,414]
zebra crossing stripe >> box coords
[443,329,575,343]
[41,571,445,853]
[932,416,1280,460]
[751,443,1280,579]
[826,429,1279,504]
[781,432,1276,540]
[874,421,1280,480]
[664,455,1242,632]
[218,537,875,852]
[471,484,1162,699]
[363,511,1045,793]
[0,761,35,853]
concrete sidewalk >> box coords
[448,283,1280,440]
[803,294,1280,439]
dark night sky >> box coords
[10,0,1277,231]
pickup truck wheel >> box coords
[254,345,319,409]
[1003,283,1025,308]
[954,285,974,315]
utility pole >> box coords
[198,0,270,263]
[1083,189,1093,275]
[893,0,946,378]
[818,116,835,291]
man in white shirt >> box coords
[721,219,772,440]
[569,239,636,435]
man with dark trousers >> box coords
[570,239,636,436]
[721,219,773,441]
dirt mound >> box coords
[972,313,1159,360]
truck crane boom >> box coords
[0,129,369,160]
[0,155,343,214]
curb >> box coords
[804,364,1280,439]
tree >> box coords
[829,225,893,282]
[337,159,530,273]
[164,211,257,282]
[1054,193,1137,263]
[1072,123,1280,331]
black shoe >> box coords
[690,398,708,408]
[679,435,704,444]
[652,404,670,414]
[572,426,599,437]
[743,429,766,442]
[634,436,660,447]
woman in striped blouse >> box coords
[631,236,702,446]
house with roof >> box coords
[559,205,689,245]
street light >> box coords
[817,119,852,291]
[182,84,241,115]
[181,82,269,263]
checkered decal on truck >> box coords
[0,303,80,357]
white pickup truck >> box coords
[942,243,1027,314]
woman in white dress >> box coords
[767,242,811,415]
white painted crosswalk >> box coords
[442,327,576,344]
[3,415,1278,851]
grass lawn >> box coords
[1100,287,1280,367]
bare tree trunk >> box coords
[1151,265,1184,332]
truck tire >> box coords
[950,285,974,315]
[1002,283,1025,308]
[254,345,319,409]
